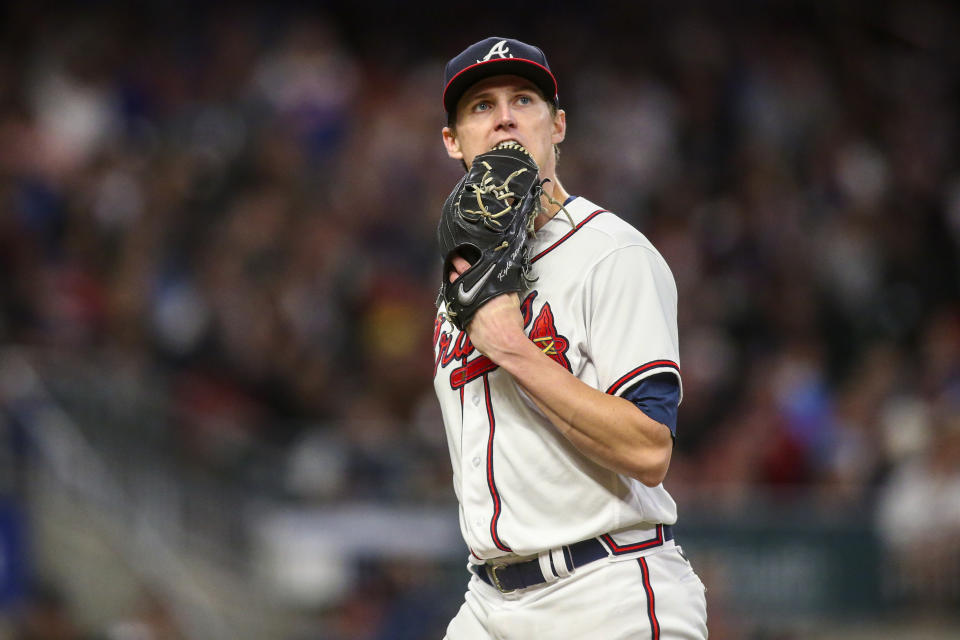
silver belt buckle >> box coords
[488,563,515,594]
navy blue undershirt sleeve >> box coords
[621,373,680,436]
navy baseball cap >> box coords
[443,37,558,115]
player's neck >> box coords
[535,177,571,230]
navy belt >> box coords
[472,525,673,593]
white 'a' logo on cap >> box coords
[477,40,514,62]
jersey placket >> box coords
[460,373,511,554]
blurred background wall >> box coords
[0,1,958,638]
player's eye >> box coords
[516,94,533,105]
[473,101,491,112]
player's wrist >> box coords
[491,330,551,374]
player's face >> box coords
[442,75,566,177]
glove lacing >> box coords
[462,162,532,229]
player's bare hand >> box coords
[447,253,530,363]
[464,292,529,363]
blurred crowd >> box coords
[1,1,959,638]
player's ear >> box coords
[442,127,463,160]
[551,109,566,145]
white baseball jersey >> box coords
[433,196,682,560]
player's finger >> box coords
[448,254,472,283]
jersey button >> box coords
[472,395,481,407]
[472,456,481,468]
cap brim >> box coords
[443,58,558,114]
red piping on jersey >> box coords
[483,375,512,552]
[459,352,466,407]
[530,209,608,263]
[601,524,665,555]
[606,361,680,396]
[638,557,660,639]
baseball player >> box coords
[433,37,708,639]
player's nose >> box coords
[493,101,517,129]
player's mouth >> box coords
[492,138,522,150]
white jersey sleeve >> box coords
[582,237,682,403]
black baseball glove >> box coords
[437,141,542,331]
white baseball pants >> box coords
[444,545,707,639]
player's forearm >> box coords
[496,337,673,486]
